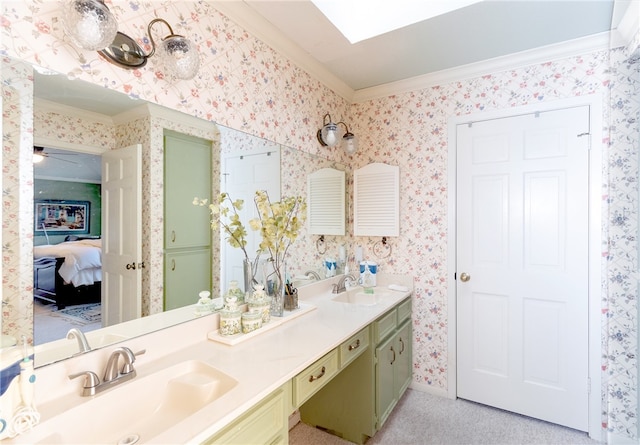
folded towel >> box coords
[388,284,410,292]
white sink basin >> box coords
[332,289,391,305]
[27,360,238,444]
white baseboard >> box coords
[607,431,640,445]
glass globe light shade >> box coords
[158,35,200,80]
[343,133,358,155]
[62,0,118,51]
[320,122,344,147]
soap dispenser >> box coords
[361,265,374,294]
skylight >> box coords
[311,0,483,43]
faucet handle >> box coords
[122,349,146,374]
[69,371,100,390]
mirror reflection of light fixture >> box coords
[61,0,200,80]
[33,147,45,164]
[317,113,359,155]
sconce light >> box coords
[317,113,359,155]
[62,0,200,80]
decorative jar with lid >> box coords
[224,280,245,304]
[248,284,271,324]
[219,296,241,336]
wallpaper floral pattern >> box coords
[2,0,639,441]
[1,57,34,345]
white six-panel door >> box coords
[456,106,590,431]
[101,144,142,327]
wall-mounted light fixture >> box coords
[62,0,200,80]
[317,113,359,155]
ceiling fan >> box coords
[33,146,80,165]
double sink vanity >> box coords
[6,273,413,444]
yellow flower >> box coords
[194,193,252,262]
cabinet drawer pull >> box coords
[390,346,396,365]
[171,230,176,243]
[348,339,361,351]
[399,337,405,354]
[171,259,176,271]
[308,366,326,382]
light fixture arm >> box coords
[146,18,179,59]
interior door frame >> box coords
[446,95,603,440]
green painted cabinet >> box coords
[299,296,412,444]
[202,385,288,445]
[163,130,212,309]
[376,318,412,428]
[164,248,212,311]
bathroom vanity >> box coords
[4,274,412,444]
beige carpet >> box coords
[290,389,600,445]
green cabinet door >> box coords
[164,130,212,250]
[164,248,211,311]
[375,333,397,429]
[395,320,412,397]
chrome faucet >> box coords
[332,274,356,294]
[69,346,145,396]
[304,270,321,281]
[103,346,137,382]
[67,328,91,354]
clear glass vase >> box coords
[243,257,260,297]
[263,258,285,317]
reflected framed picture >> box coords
[34,200,90,235]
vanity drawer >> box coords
[339,327,369,368]
[293,349,339,407]
[373,309,397,344]
[397,297,412,325]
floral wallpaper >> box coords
[2,0,639,441]
[1,57,34,345]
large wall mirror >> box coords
[2,56,348,367]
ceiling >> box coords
[33,146,102,183]
[225,0,628,92]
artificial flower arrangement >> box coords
[248,190,307,301]
[194,190,307,303]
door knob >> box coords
[126,262,136,270]
[459,272,471,282]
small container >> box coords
[248,284,272,324]
[242,310,263,333]
[225,280,245,304]
[219,308,241,336]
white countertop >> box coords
[8,274,413,444]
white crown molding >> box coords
[35,98,114,125]
[33,136,106,155]
[212,1,355,102]
[111,103,153,125]
[615,0,639,50]
[145,103,218,134]
[352,32,615,103]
